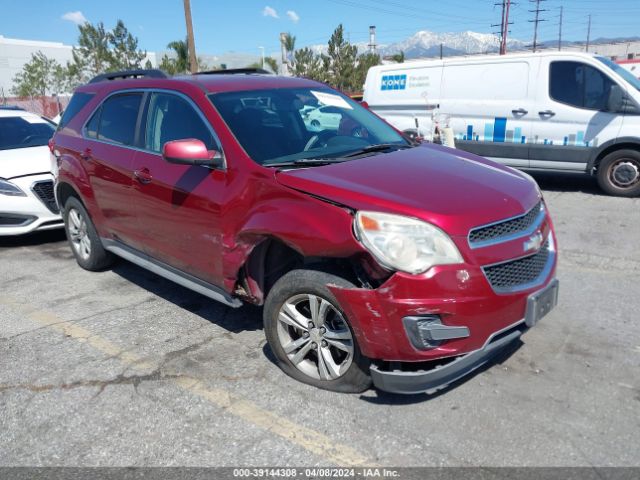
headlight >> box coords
[354,211,463,274]
[0,179,26,197]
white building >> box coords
[0,35,157,96]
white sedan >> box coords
[0,107,63,236]
[304,105,342,131]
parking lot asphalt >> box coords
[1,171,639,467]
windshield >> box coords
[596,56,640,92]
[209,87,408,165]
[0,116,56,151]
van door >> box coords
[441,58,535,168]
[529,58,624,171]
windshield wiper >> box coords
[342,143,413,158]
[265,157,346,168]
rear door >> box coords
[529,58,624,171]
[441,58,535,168]
[83,92,144,247]
[131,90,227,286]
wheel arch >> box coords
[589,137,640,173]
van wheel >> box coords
[596,149,640,197]
[263,269,371,393]
[63,197,114,271]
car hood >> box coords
[275,143,541,237]
[0,146,52,179]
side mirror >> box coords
[162,139,224,168]
[606,85,624,112]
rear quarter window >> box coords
[58,92,95,130]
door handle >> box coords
[134,168,153,184]
[80,148,92,161]
[512,108,528,115]
[539,110,556,117]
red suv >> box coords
[51,69,559,394]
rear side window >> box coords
[97,93,143,146]
[550,61,614,110]
[144,93,216,153]
[58,92,94,130]
[0,116,56,150]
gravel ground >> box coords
[0,171,638,467]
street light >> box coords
[258,46,265,69]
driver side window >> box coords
[145,93,217,153]
[549,61,614,110]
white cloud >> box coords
[286,10,300,23]
[262,6,279,19]
[61,11,88,25]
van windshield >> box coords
[209,87,408,166]
[596,56,640,92]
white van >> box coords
[363,52,640,196]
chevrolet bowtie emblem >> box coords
[524,231,543,252]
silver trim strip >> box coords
[102,238,242,308]
[468,201,545,249]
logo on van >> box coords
[381,75,407,91]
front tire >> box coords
[596,149,640,197]
[263,269,371,393]
[63,197,114,271]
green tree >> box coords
[323,24,358,92]
[282,32,296,69]
[109,20,147,70]
[160,38,189,75]
[11,51,65,96]
[71,21,113,80]
[353,52,380,92]
[292,48,324,81]
[264,57,279,73]
[391,51,405,63]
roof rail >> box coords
[197,68,272,76]
[88,69,168,84]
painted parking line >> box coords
[0,295,373,467]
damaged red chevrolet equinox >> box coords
[51,69,559,394]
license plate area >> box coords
[525,279,559,327]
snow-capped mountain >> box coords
[309,30,527,59]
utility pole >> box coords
[440,43,443,59]
[558,6,563,51]
[183,0,198,73]
[528,0,547,53]
[586,14,592,52]
[258,46,265,69]
[492,1,513,55]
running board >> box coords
[102,239,242,308]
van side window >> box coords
[144,93,216,153]
[97,93,143,146]
[550,61,614,110]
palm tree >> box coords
[166,38,189,74]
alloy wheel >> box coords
[67,208,91,261]
[276,293,354,381]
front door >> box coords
[131,91,227,286]
[529,59,624,171]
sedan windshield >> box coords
[209,87,408,166]
[0,116,56,151]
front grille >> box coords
[469,201,543,245]
[32,180,59,214]
[483,240,550,292]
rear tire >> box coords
[63,197,114,271]
[263,269,371,393]
[596,149,640,197]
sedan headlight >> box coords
[0,179,26,197]
[354,211,463,274]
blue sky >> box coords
[1,0,639,56]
